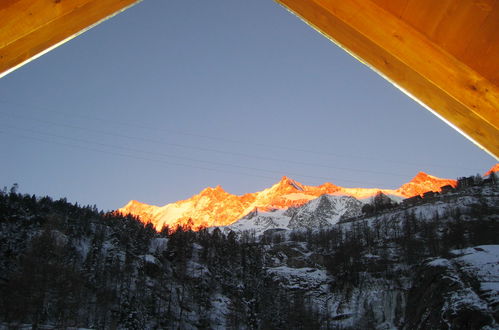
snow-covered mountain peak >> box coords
[288,194,363,229]
[396,171,457,197]
[299,194,351,213]
[275,176,304,191]
[318,182,339,190]
[124,199,147,208]
[198,185,228,197]
[412,171,437,182]
[119,199,158,223]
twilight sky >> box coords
[0,0,495,210]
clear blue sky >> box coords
[0,0,495,210]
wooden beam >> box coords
[0,0,141,78]
[275,0,499,159]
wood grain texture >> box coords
[369,0,499,84]
[0,0,141,77]
[370,0,409,18]
[276,0,499,158]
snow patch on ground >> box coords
[267,266,329,290]
[75,237,91,260]
[149,237,168,254]
[428,258,452,267]
[141,254,160,265]
[210,294,231,328]
[453,245,499,309]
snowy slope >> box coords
[288,194,362,229]
[405,245,499,329]
[1,180,497,329]
[226,194,363,235]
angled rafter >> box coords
[276,0,499,158]
[0,0,141,78]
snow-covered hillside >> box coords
[0,179,498,329]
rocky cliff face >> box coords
[405,246,499,329]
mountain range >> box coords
[1,165,498,329]
[118,170,462,231]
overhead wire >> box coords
[0,110,418,179]
[0,98,486,172]
[1,124,398,186]
[2,130,277,180]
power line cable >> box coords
[5,130,278,180]
[2,125,405,187]
[0,110,417,179]
[0,99,486,172]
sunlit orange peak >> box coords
[484,163,499,177]
[118,171,458,232]
[200,185,226,194]
[396,171,457,197]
